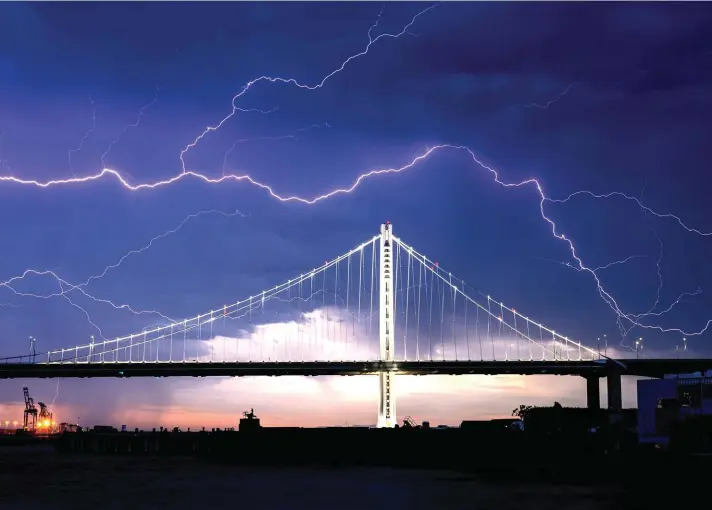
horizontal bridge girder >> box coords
[0,359,709,379]
[0,360,607,378]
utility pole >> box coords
[377,222,396,428]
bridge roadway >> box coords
[0,359,710,379]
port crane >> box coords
[21,387,55,432]
[23,387,37,431]
[38,401,54,429]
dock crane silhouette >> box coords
[23,387,37,431]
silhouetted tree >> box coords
[513,401,563,420]
[512,404,534,420]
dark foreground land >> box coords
[1,445,620,510]
[0,430,708,509]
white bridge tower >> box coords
[377,222,397,428]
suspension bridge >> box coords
[1,224,711,427]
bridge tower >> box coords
[377,222,397,428]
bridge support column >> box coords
[377,223,396,428]
[585,376,600,410]
[606,368,622,412]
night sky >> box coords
[1,2,711,428]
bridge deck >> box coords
[0,359,709,379]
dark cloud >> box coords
[402,3,712,81]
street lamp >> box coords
[636,337,643,359]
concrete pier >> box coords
[585,376,601,410]
[607,368,623,412]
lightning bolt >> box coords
[100,85,160,170]
[370,5,386,40]
[630,289,703,319]
[1,209,248,328]
[50,378,61,411]
[222,122,331,176]
[643,229,665,316]
[549,190,712,237]
[1,272,109,338]
[72,208,249,290]
[524,83,575,109]
[549,192,709,338]
[562,254,647,273]
[560,242,696,335]
[1,269,173,324]
[57,280,107,338]
[179,4,437,174]
[68,98,97,177]
[622,229,702,337]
